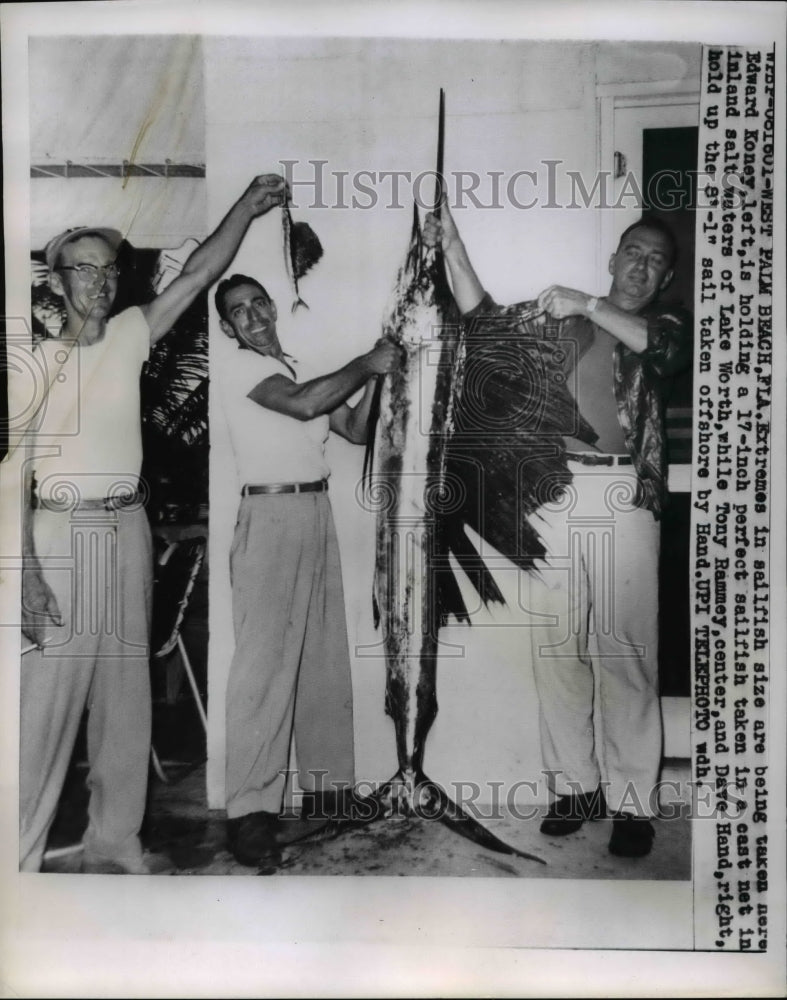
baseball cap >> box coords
[45,227,124,271]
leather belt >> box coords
[242,479,328,496]
[566,452,633,467]
[38,492,141,512]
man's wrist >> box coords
[231,195,257,227]
[355,355,376,380]
[445,236,469,262]
[586,295,600,317]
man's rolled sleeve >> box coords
[462,293,543,338]
[644,305,693,377]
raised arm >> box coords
[538,285,648,354]
[535,287,692,374]
[536,286,650,354]
[248,339,400,427]
[423,204,485,315]
[141,174,287,344]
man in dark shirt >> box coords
[425,207,691,858]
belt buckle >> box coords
[104,492,136,510]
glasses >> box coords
[57,263,120,281]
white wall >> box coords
[29,36,206,248]
[596,40,701,87]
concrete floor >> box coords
[37,555,692,881]
[42,756,691,880]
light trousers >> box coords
[225,493,355,819]
[20,505,153,871]
[528,462,662,816]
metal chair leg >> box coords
[150,744,169,783]
[177,633,208,732]
[43,843,84,862]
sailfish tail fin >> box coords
[286,770,547,865]
[420,774,546,864]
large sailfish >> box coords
[357,91,557,863]
[308,93,591,863]
[363,179,527,853]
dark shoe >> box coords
[226,811,283,867]
[608,814,655,857]
[540,789,607,836]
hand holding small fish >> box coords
[537,285,595,320]
[242,174,289,217]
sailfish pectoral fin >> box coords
[372,590,381,630]
[362,376,385,485]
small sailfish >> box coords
[282,201,323,311]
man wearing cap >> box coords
[213,274,399,867]
[20,175,287,874]
[424,206,692,858]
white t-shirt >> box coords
[31,307,151,502]
[213,334,330,489]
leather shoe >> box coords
[226,811,282,867]
[540,789,607,836]
[608,814,655,857]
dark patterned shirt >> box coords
[462,294,693,517]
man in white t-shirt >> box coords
[20,175,289,874]
[213,274,399,868]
